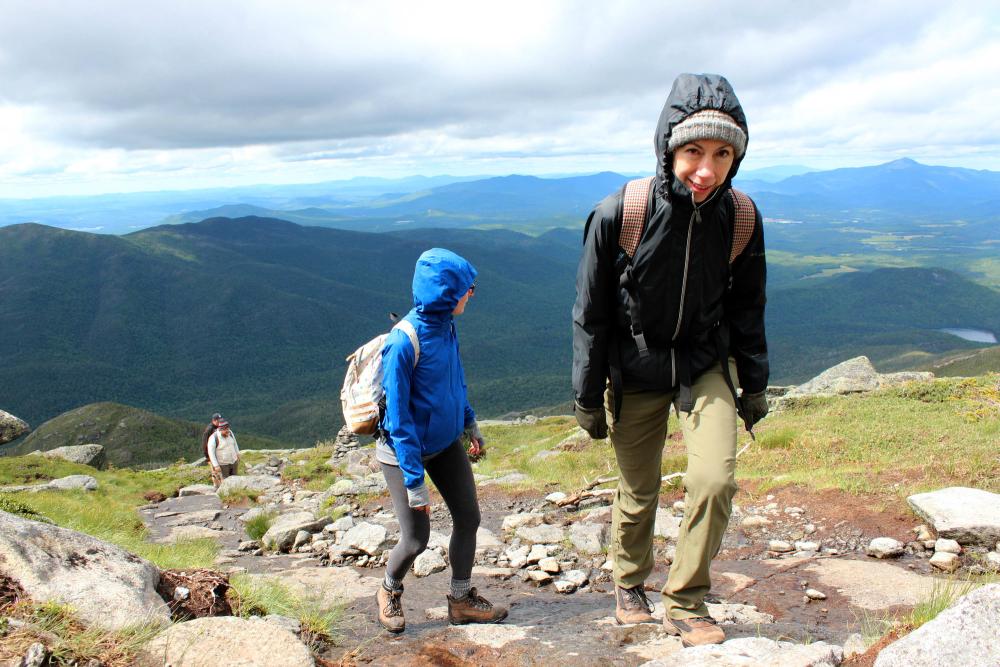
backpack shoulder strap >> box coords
[728,188,756,263]
[392,319,420,368]
[619,176,656,258]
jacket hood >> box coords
[654,73,749,202]
[412,248,477,314]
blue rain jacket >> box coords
[381,248,477,491]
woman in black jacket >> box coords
[572,73,769,647]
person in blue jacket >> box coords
[374,247,508,633]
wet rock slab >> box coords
[907,487,1000,546]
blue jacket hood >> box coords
[412,248,478,314]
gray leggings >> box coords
[381,440,481,582]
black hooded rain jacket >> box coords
[572,73,768,413]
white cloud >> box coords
[0,0,997,195]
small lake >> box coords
[939,328,998,344]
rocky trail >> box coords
[136,457,998,667]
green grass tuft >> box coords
[245,511,276,541]
[228,574,344,643]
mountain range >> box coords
[2,216,997,447]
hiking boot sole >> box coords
[615,613,656,626]
[378,618,405,633]
[664,618,724,647]
[449,609,509,625]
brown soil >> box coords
[143,490,168,503]
[0,572,26,607]
[157,569,232,620]
[843,628,907,667]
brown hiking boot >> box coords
[447,587,508,625]
[664,616,725,647]
[614,585,655,625]
[376,584,405,633]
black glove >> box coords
[574,401,608,440]
[739,391,769,429]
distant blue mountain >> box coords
[736,164,819,183]
[739,158,1000,219]
[2,159,998,236]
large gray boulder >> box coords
[874,584,1000,667]
[515,523,566,544]
[0,409,30,444]
[341,521,391,555]
[178,483,217,496]
[41,444,106,469]
[137,616,314,667]
[786,356,879,397]
[2,475,102,493]
[641,637,843,666]
[262,511,331,552]
[47,474,99,491]
[0,510,170,631]
[907,487,1000,547]
[217,474,282,496]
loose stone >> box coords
[867,537,904,559]
[553,580,577,594]
[934,538,961,554]
[805,588,827,600]
[768,540,794,553]
[929,551,960,572]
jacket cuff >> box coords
[406,483,430,508]
[465,421,484,443]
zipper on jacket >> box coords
[671,206,696,341]
[671,190,719,342]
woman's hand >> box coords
[468,435,483,459]
[414,505,431,516]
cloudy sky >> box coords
[1,0,998,197]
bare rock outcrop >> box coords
[137,616,314,667]
[39,444,106,469]
[0,409,30,444]
[0,510,170,630]
[874,583,1000,667]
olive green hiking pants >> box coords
[606,361,738,620]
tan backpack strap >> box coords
[393,319,420,367]
[728,188,756,263]
[619,176,655,258]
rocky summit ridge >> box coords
[1,358,998,666]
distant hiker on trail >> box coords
[207,420,240,488]
[572,73,769,647]
[374,248,507,633]
[202,412,223,486]
[201,412,223,461]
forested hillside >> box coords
[2,218,997,445]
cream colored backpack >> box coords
[340,320,419,435]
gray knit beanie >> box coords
[667,110,747,159]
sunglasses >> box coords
[469,283,477,295]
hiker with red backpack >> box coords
[372,248,507,633]
[572,73,769,647]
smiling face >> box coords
[671,139,736,203]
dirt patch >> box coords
[157,569,231,620]
[0,571,26,606]
[737,484,916,543]
[143,490,167,503]
[843,628,906,667]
